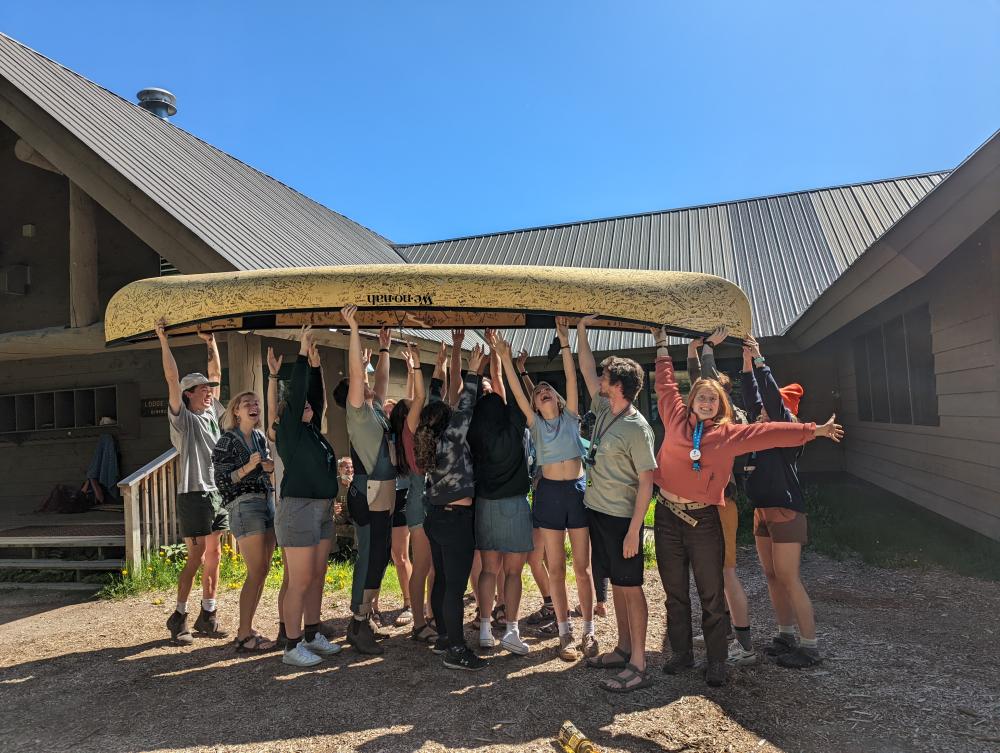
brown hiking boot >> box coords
[579,633,600,659]
[192,608,228,638]
[558,634,580,662]
[348,617,384,655]
[166,610,193,646]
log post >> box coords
[226,333,264,399]
[122,484,142,573]
[68,182,100,327]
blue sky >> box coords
[3,2,998,244]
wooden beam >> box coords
[226,332,263,398]
[14,138,62,174]
[68,182,100,327]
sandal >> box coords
[235,634,276,653]
[395,607,414,626]
[524,603,555,625]
[536,620,559,635]
[600,662,654,693]
[491,603,507,629]
[411,623,438,642]
[586,646,630,669]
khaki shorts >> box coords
[753,507,808,545]
[718,499,739,569]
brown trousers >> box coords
[653,502,729,663]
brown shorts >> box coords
[753,507,808,545]
[717,499,739,568]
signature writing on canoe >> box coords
[366,293,434,306]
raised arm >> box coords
[555,317,579,414]
[746,336,791,422]
[285,326,313,433]
[687,337,703,383]
[430,341,447,403]
[699,326,728,382]
[448,329,464,406]
[266,347,283,442]
[307,342,324,429]
[741,343,764,421]
[154,319,184,415]
[495,335,534,425]
[485,328,506,404]
[374,327,391,403]
[576,314,601,399]
[197,330,222,401]
[404,343,425,435]
[515,349,535,393]
[653,326,688,423]
[341,305,367,409]
[450,345,485,442]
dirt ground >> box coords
[1,549,999,753]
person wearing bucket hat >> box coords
[741,336,828,669]
[155,319,229,646]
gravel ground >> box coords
[1,548,998,753]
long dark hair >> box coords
[389,399,411,475]
[414,401,452,473]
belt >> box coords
[654,490,711,527]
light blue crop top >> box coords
[529,409,586,466]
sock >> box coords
[557,620,571,637]
[286,636,301,650]
[480,619,493,637]
[799,637,818,650]
[176,602,188,615]
[734,625,752,651]
[278,621,286,638]
[201,598,216,612]
[506,621,520,636]
[778,625,798,640]
[304,623,319,642]
[353,613,368,622]
[582,620,595,636]
[543,595,553,606]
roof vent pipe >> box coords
[136,88,177,119]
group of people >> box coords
[154,309,843,691]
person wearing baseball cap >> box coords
[155,319,230,646]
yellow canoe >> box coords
[104,264,752,345]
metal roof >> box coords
[0,32,404,271]
[399,173,948,353]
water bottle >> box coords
[558,720,600,753]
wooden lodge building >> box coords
[0,32,997,582]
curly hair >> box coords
[600,356,644,403]
[414,401,452,473]
[686,378,733,425]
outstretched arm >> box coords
[495,335,534,426]
[653,326,688,424]
[374,327,391,404]
[451,345,485,442]
[430,342,447,403]
[342,305,366,409]
[576,314,601,399]
[404,343,425,435]
[307,343,324,429]
[741,343,763,421]
[555,317,579,414]
[197,330,222,401]
[266,347,283,442]
[687,337,703,383]
[449,329,465,406]
[515,349,535,393]
[485,328,506,404]
[699,326,727,382]
[155,319,183,416]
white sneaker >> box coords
[303,633,342,657]
[500,631,530,655]
[479,629,497,649]
[727,639,757,666]
[282,643,322,667]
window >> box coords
[853,304,938,426]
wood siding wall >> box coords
[834,236,1000,540]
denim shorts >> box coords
[475,494,533,553]
[533,476,588,531]
[405,473,428,529]
[228,494,275,540]
[275,497,333,548]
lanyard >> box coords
[690,420,704,472]
[592,404,630,450]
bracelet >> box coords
[268,374,279,380]
[379,348,390,354]
[655,341,668,348]
[519,371,528,378]
[559,344,570,351]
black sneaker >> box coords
[662,652,695,675]
[166,610,193,646]
[431,637,450,655]
[443,645,489,671]
[763,634,798,657]
[776,646,822,669]
[705,660,728,687]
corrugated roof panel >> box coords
[0,33,403,271]
[401,173,946,351]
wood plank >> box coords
[140,476,151,559]
[122,484,141,572]
[934,341,995,375]
[0,535,125,547]
[936,368,998,396]
[937,392,1000,418]
[0,559,123,570]
[846,423,1000,468]
[931,313,994,350]
[150,469,161,553]
[848,464,1000,541]
[158,466,168,548]
[0,581,102,592]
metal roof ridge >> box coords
[393,171,952,250]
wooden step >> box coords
[0,558,123,570]
[0,535,125,547]
[0,581,101,592]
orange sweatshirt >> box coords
[653,356,816,506]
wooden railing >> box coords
[119,448,179,572]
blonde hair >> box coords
[531,381,567,415]
[222,391,262,432]
[686,378,732,425]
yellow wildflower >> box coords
[121,569,128,576]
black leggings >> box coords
[425,505,476,648]
[592,554,610,603]
[350,510,392,614]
